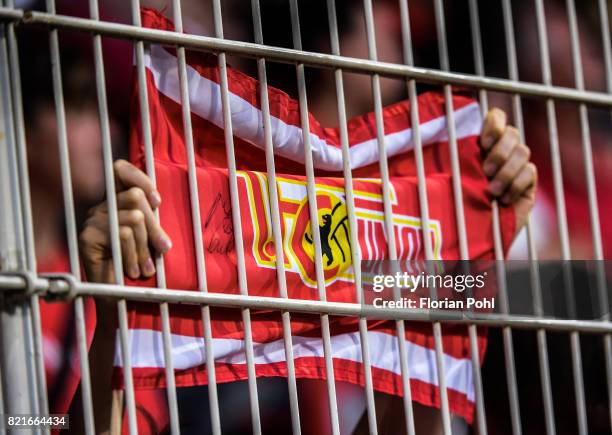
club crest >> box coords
[238,171,443,288]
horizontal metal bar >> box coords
[0,8,611,107]
[1,275,611,333]
[0,6,19,19]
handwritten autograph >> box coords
[204,193,235,254]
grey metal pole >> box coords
[431,1,480,433]
[463,2,489,433]
[534,3,587,435]
[169,0,222,433]
[3,1,48,427]
[324,1,379,433]
[499,2,556,434]
[1,9,612,107]
[596,1,612,428]
[209,1,263,432]
[286,2,341,433]
[128,2,181,433]
[0,20,35,420]
[1,5,44,432]
[250,1,302,433]
[3,273,612,332]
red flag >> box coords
[116,8,516,424]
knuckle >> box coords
[119,226,132,241]
[491,107,506,118]
[138,243,151,257]
[113,159,131,171]
[510,179,522,194]
[491,146,510,164]
[494,172,511,188]
[489,107,505,124]
[127,209,145,225]
[83,216,96,230]
[528,163,538,183]
[506,126,520,142]
[128,251,139,264]
[114,159,129,173]
[522,162,533,176]
[79,226,95,247]
[528,162,537,175]
[493,123,505,138]
[126,187,146,204]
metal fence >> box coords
[0,0,611,434]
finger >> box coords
[86,200,108,219]
[113,159,161,208]
[501,163,537,205]
[480,107,507,150]
[118,209,156,278]
[119,225,140,279]
[79,219,109,258]
[104,187,172,254]
[119,187,172,254]
[482,126,521,177]
[79,221,113,284]
[488,144,531,196]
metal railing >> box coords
[0,1,611,434]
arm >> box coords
[78,160,171,434]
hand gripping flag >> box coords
[117,8,516,425]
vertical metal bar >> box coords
[6,0,42,400]
[2,8,43,430]
[0,19,35,418]
[395,1,436,433]
[128,2,181,433]
[533,0,571,258]
[249,1,302,433]
[534,3,588,435]
[463,2,490,433]
[286,2,341,433]
[490,182,522,435]
[116,306,138,434]
[501,2,556,434]
[4,0,49,428]
[565,1,602,261]
[501,0,525,137]
[0,363,4,433]
[83,0,135,431]
[440,1,524,433]
[431,1,483,433]
[43,0,80,293]
[566,2,604,434]
[0,350,3,426]
[324,1,379,434]
[209,1,263,433]
[78,1,137,433]
[168,1,222,433]
[468,0,488,113]
[158,303,179,435]
[43,3,112,435]
[596,1,612,428]
[598,0,612,96]
[431,0,467,259]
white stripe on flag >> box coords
[142,45,482,171]
[115,329,475,401]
